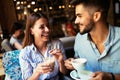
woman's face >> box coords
[30,17,50,42]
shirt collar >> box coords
[30,41,52,51]
[104,24,114,46]
[87,33,92,41]
[86,24,115,46]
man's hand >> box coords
[90,71,112,80]
[64,58,74,70]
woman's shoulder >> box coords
[20,45,33,57]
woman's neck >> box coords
[35,41,47,55]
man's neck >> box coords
[89,22,109,45]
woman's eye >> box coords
[39,25,44,29]
[46,25,50,29]
[78,15,82,18]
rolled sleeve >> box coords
[19,49,33,80]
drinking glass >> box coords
[44,42,59,71]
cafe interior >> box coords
[0,0,120,79]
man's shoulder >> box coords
[75,33,88,39]
[110,25,120,31]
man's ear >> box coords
[93,11,101,22]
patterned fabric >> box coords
[2,50,22,80]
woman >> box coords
[19,12,67,80]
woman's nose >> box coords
[45,26,49,32]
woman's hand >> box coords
[64,58,74,70]
[49,49,64,62]
[49,49,67,74]
[90,71,112,80]
[34,62,52,75]
[28,63,52,80]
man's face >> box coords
[75,4,95,34]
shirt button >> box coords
[110,42,112,46]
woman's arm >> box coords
[58,58,67,74]
[50,49,67,74]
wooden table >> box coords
[0,53,2,58]
[0,57,5,80]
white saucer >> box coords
[70,70,92,80]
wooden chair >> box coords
[1,39,12,52]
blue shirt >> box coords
[74,24,120,74]
[19,40,66,80]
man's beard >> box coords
[79,19,95,35]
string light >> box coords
[59,6,62,9]
[49,6,53,10]
[31,1,35,5]
[16,1,20,5]
[27,4,31,8]
[39,8,42,11]
[34,8,38,12]
[62,5,65,8]
[16,6,20,10]
[21,1,23,5]
[68,5,71,8]
[24,7,27,15]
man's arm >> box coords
[90,71,120,80]
[114,74,120,80]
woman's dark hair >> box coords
[70,0,110,21]
[23,12,48,48]
[11,22,23,34]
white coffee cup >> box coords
[71,58,87,76]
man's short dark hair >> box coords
[71,0,110,20]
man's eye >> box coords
[78,15,82,18]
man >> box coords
[65,0,120,80]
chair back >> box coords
[59,36,75,58]
[2,50,22,80]
[1,39,13,52]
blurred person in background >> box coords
[66,20,76,37]
[19,12,67,80]
[65,0,120,80]
[9,22,24,50]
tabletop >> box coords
[0,54,5,76]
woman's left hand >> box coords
[49,49,64,62]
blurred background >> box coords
[0,0,120,79]
[0,0,120,42]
